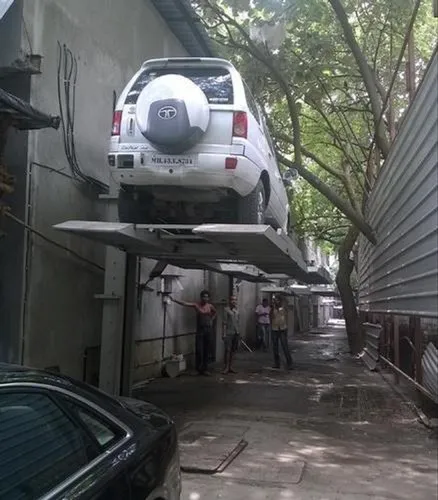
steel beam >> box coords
[99,245,126,395]
[306,265,333,285]
[120,254,138,397]
[393,315,400,384]
[54,221,310,279]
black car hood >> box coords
[118,397,174,429]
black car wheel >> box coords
[238,180,266,225]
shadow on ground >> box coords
[134,326,437,499]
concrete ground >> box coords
[134,322,437,499]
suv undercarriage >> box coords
[119,186,239,225]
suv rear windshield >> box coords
[125,67,233,105]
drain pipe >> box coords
[161,298,168,361]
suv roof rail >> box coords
[141,57,235,70]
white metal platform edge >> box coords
[54,221,329,283]
[306,266,333,285]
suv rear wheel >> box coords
[238,180,266,225]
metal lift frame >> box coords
[54,195,330,396]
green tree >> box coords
[194,0,436,353]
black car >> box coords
[0,363,181,500]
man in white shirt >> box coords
[223,295,240,374]
[255,298,271,351]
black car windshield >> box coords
[125,67,233,105]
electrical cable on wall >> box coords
[56,42,108,192]
[5,210,104,272]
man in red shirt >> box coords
[170,290,217,375]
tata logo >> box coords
[158,105,177,120]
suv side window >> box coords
[0,391,92,500]
[262,118,276,155]
[243,81,261,124]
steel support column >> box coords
[99,246,126,395]
[98,186,129,396]
[120,253,138,397]
[393,315,400,384]
[414,316,423,383]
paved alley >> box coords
[134,324,438,499]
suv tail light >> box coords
[233,111,247,139]
[111,110,122,136]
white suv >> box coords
[109,57,292,230]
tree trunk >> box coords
[336,225,363,354]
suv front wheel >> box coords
[238,180,266,225]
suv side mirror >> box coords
[282,168,298,186]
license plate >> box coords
[149,154,198,167]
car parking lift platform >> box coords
[54,221,330,396]
[54,221,311,279]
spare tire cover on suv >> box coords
[136,74,210,154]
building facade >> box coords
[1,0,253,383]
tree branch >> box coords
[278,152,376,244]
[202,0,303,164]
[329,0,390,158]
[307,100,364,170]
[272,122,366,206]
[267,119,346,182]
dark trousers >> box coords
[272,329,293,368]
[256,324,270,350]
[195,328,210,373]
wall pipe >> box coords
[161,300,167,360]
[135,331,196,344]
[379,355,437,403]
[136,351,195,369]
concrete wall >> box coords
[1,0,261,381]
[0,76,29,364]
[134,262,207,382]
[308,295,333,328]
[134,268,260,381]
[237,279,259,344]
[302,238,329,268]
[20,0,188,379]
[0,0,23,67]
[0,0,29,363]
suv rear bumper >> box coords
[110,152,260,198]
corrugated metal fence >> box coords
[361,323,382,371]
[358,50,438,318]
[422,343,438,401]
[358,49,438,403]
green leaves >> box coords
[194,0,435,249]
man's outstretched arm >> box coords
[169,296,197,308]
